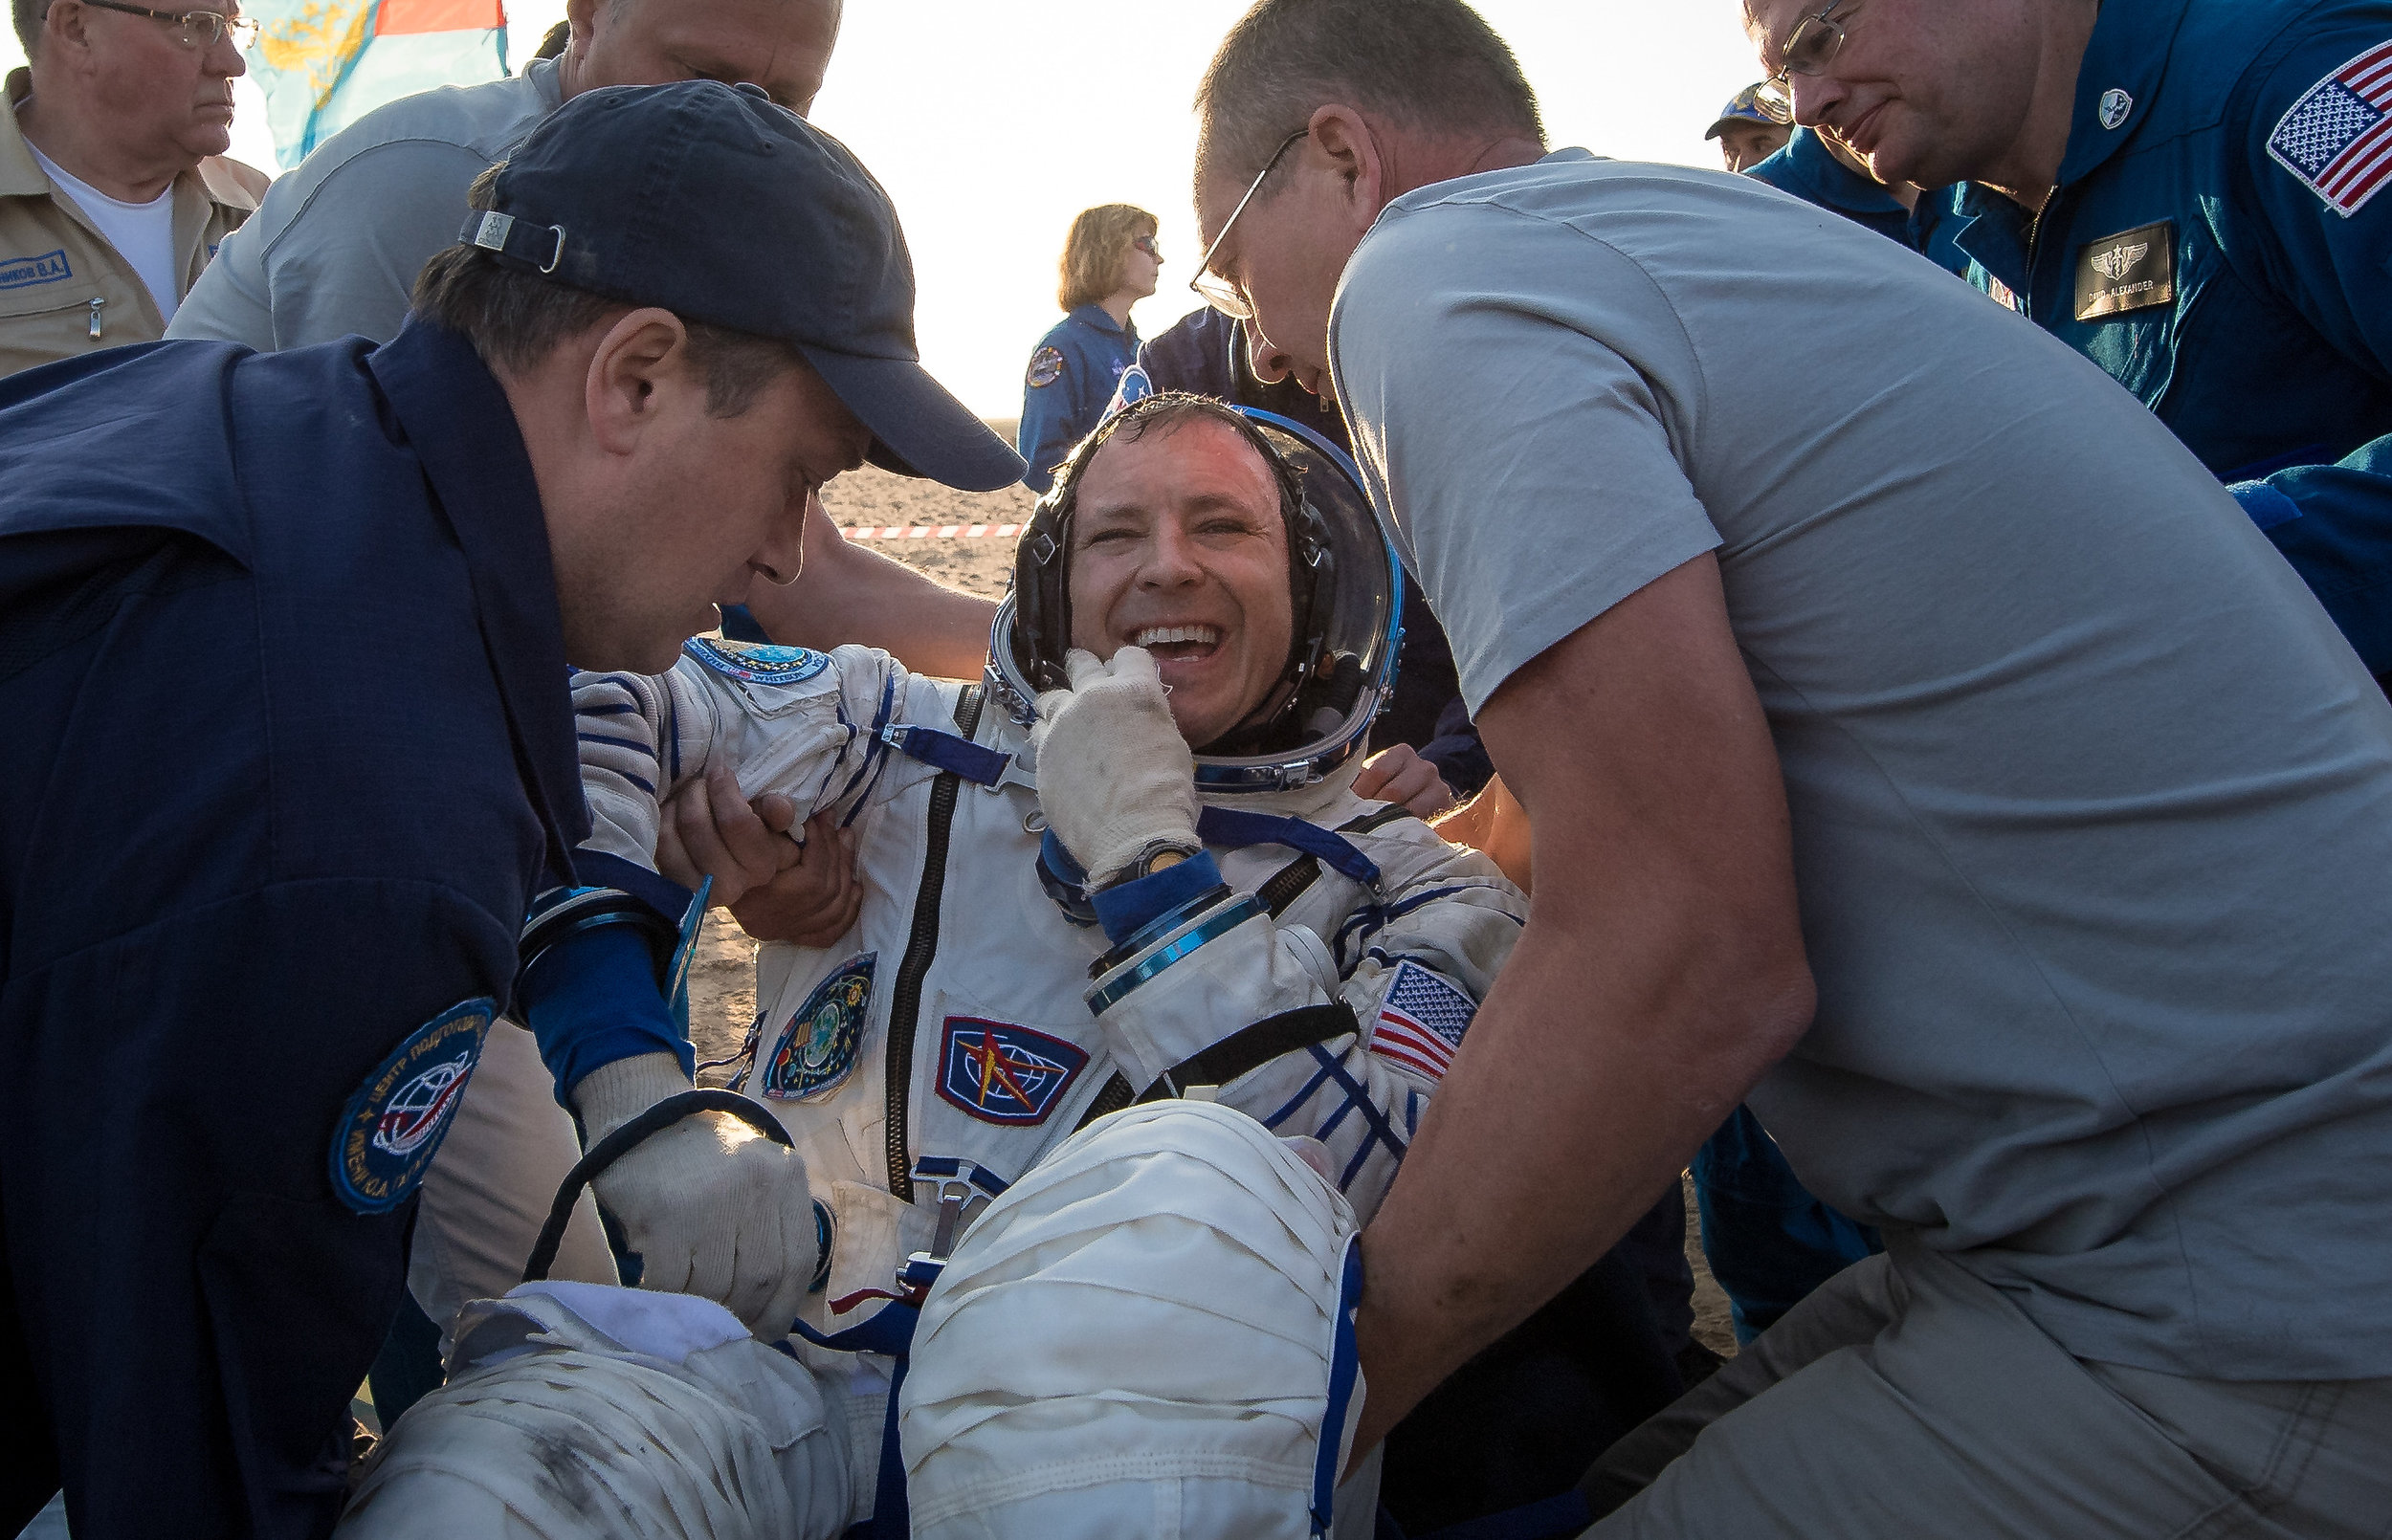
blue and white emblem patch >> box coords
[937,1018,1088,1126]
[684,636,831,686]
[330,999,492,1214]
[760,953,876,1101]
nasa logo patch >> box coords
[937,1018,1088,1126]
[330,999,492,1215]
[1112,361,1156,408]
[684,636,832,686]
[1026,345,1065,388]
[760,953,876,1101]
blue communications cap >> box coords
[457,79,1023,492]
[1706,82,1787,138]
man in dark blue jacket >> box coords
[1758,0,2392,683]
[0,81,1016,1540]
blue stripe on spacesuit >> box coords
[1333,881,1518,974]
[823,674,899,822]
[1261,1061,1338,1131]
[1304,1044,1407,1190]
[841,676,901,827]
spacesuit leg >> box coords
[338,1286,852,1540]
[902,1102,1376,1540]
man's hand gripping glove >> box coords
[570,1052,818,1336]
[1030,647,1201,888]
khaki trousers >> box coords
[1583,1246,2392,1539]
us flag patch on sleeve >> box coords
[1366,960,1476,1082]
[2267,39,2392,215]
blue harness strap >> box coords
[878,722,1012,786]
[1200,806,1382,886]
[788,1304,922,1540]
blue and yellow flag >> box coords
[246,0,509,168]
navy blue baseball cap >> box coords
[456,79,1023,492]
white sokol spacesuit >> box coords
[341,405,1525,1539]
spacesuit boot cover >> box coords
[336,1282,852,1540]
[899,1100,1377,1540]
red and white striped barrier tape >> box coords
[839,522,1023,541]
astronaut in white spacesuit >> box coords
[338,394,1526,1540]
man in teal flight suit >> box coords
[1757,0,2392,683]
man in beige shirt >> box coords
[2,0,266,377]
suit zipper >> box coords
[882,685,985,1200]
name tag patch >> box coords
[684,636,831,686]
[759,952,876,1101]
[0,249,72,291]
[330,998,492,1215]
[938,1018,1087,1126]
[2073,221,2175,320]
[1366,960,1475,1082]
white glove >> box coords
[570,1052,817,1336]
[1030,647,1201,888]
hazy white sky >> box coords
[6,2,1768,416]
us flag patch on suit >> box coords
[1364,960,1477,1082]
[2268,39,2392,214]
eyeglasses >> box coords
[1131,234,1162,259]
[1190,128,1305,320]
[76,0,258,50]
[1753,3,1851,122]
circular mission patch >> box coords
[329,998,493,1215]
[1026,345,1065,388]
[684,636,831,686]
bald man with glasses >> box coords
[0,0,265,376]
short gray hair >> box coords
[1194,0,1544,192]
[13,0,50,56]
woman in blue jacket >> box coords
[1016,204,1160,492]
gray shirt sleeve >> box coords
[264,139,493,348]
[175,137,493,351]
[1330,199,1723,711]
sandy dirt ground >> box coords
[680,458,1743,1359]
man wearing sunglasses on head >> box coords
[1747,0,2392,695]
[0,0,265,376]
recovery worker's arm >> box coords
[1345,554,1816,1460]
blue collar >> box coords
[1068,303,1137,342]
[367,318,588,887]
[1754,127,1909,219]
[2056,0,2189,187]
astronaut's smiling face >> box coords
[1066,416,1294,749]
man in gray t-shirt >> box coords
[1191,1,2392,1531]
[169,1,841,350]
